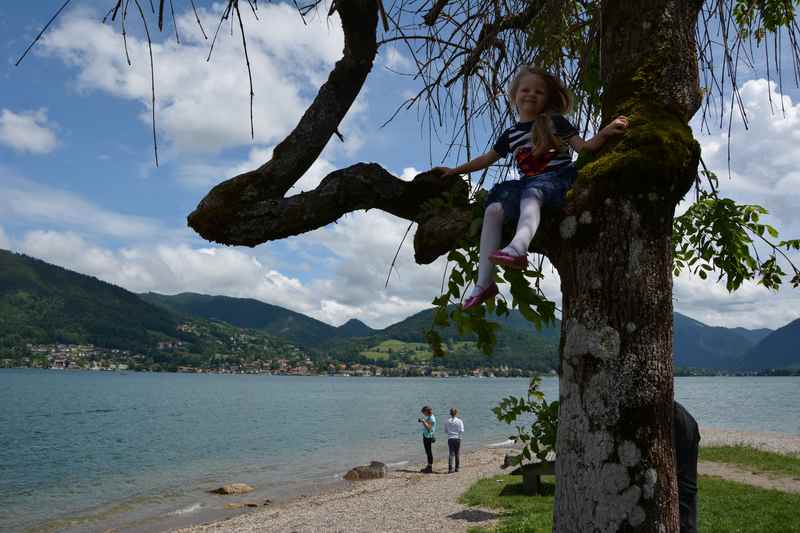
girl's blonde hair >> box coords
[507,66,572,159]
[450,408,458,417]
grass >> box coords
[700,445,800,478]
[461,474,800,533]
[460,475,554,533]
[360,340,433,362]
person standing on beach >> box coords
[445,408,465,473]
[418,406,437,473]
[674,401,700,533]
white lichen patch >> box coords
[643,468,658,499]
[579,210,593,224]
[601,463,630,493]
[563,321,621,362]
[560,216,578,239]
[618,441,641,467]
[625,322,637,333]
[593,484,643,531]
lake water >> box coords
[1,370,798,532]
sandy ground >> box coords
[699,427,800,455]
[176,446,510,533]
[176,427,800,533]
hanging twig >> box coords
[234,1,256,139]
[385,221,415,288]
[189,0,208,39]
[133,0,159,166]
[14,0,75,66]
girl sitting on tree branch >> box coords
[434,66,629,310]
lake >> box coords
[1,370,798,532]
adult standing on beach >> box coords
[419,406,436,473]
[445,408,465,473]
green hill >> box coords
[323,307,561,372]
[3,249,796,372]
[0,250,177,351]
[140,292,338,347]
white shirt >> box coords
[444,417,464,439]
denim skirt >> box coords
[485,163,577,221]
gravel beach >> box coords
[176,446,509,533]
[175,427,800,533]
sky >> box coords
[1,1,798,331]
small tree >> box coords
[493,375,559,466]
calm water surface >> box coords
[0,370,797,532]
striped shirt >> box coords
[492,115,579,177]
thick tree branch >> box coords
[189,164,471,253]
[188,0,379,235]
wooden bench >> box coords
[510,460,556,495]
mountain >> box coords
[335,318,375,337]
[0,250,177,351]
[4,249,796,371]
[140,292,338,346]
[730,326,773,345]
[672,313,767,369]
[739,318,800,370]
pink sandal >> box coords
[462,282,499,310]
[489,250,528,270]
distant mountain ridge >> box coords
[0,250,177,351]
[740,318,800,370]
[2,249,798,370]
[139,292,337,346]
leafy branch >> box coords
[493,375,559,465]
[673,171,800,290]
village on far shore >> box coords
[1,342,556,378]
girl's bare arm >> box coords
[569,116,629,153]
[433,150,502,177]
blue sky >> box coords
[1,1,799,330]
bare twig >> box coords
[15,0,75,66]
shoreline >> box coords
[172,427,800,533]
[173,444,513,533]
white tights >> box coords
[469,195,543,298]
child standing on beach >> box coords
[444,408,464,473]
[433,66,629,310]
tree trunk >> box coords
[551,0,702,531]
[554,201,678,532]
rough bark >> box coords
[550,0,702,531]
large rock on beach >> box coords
[343,461,388,481]
[211,483,255,495]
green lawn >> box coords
[461,474,800,533]
[360,339,433,361]
[700,445,800,478]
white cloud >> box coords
[15,216,448,328]
[176,146,337,191]
[0,169,162,239]
[40,4,344,155]
[692,79,800,228]
[0,108,58,154]
[400,166,419,181]
[384,47,412,71]
[675,78,800,328]
[673,271,800,329]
